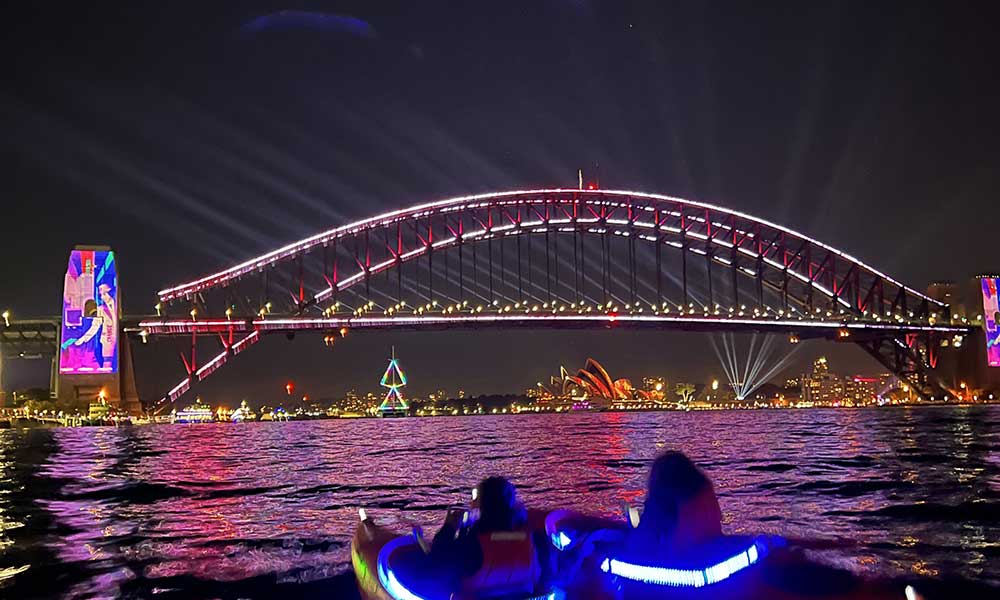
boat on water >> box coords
[230,400,256,423]
[261,407,292,421]
[352,508,915,600]
[172,398,214,424]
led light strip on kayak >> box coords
[377,535,564,600]
[600,540,764,588]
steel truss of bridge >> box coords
[137,189,974,409]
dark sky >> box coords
[2,2,999,405]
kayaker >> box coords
[429,476,553,597]
[632,451,722,550]
[557,451,726,595]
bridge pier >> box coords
[55,247,143,416]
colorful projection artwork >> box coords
[60,249,119,374]
[982,277,1000,368]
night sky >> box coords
[2,2,999,405]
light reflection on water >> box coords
[0,406,997,597]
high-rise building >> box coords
[927,281,960,314]
[843,377,878,404]
[801,357,844,404]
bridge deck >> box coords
[136,314,972,340]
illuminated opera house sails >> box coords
[542,358,650,403]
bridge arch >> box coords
[158,189,943,318]
[144,189,962,408]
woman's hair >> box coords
[476,476,525,531]
[641,452,712,538]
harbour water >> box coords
[0,406,997,598]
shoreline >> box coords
[3,400,997,428]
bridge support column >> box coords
[857,334,951,401]
[55,246,142,416]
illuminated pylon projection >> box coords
[378,347,409,415]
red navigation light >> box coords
[285,382,294,396]
[588,183,597,190]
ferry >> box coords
[172,398,214,424]
[87,400,110,422]
[230,400,256,422]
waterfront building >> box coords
[927,281,963,318]
[801,357,845,405]
[540,358,650,408]
[843,376,878,405]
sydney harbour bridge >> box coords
[1,189,975,411]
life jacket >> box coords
[456,530,541,599]
[601,487,763,594]
[671,485,723,549]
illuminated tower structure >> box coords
[55,246,141,415]
[378,347,409,417]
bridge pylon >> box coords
[55,246,141,415]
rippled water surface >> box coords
[0,406,998,598]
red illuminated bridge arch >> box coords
[139,189,966,408]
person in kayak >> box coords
[429,476,553,597]
[632,450,722,550]
[558,451,726,595]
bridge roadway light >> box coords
[1,310,9,327]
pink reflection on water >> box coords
[27,408,1000,595]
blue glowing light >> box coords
[600,540,763,588]
[377,536,425,600]
[240,11,376,38]
[551,531,572,550]
[377,534,563,600]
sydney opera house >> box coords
[539,358,656,407]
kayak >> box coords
[353,508,918,600]
[352,508,562,600]
[545,510,911,600]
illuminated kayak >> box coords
[351,509,563,600]
[544,510,911,600]
[352,507,914,600]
